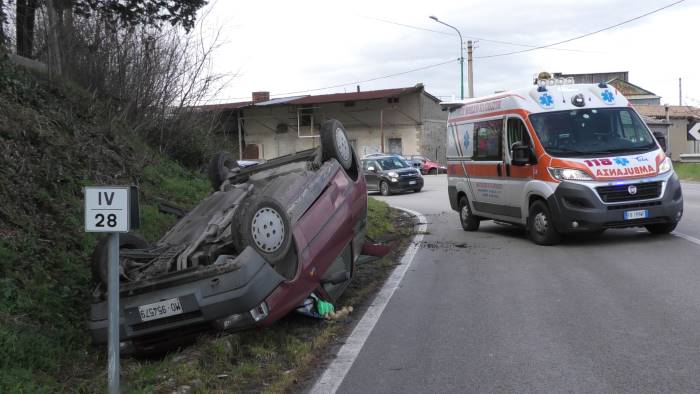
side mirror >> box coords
[511,143,536,166]
[367,166,376,172]
[653,131,667,152]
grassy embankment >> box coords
[0,61,409,393]
[674,162,700,181]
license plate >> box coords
[409,180,417,185]
[624,209,648,220]
[138,298,183,322]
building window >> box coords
[300,108,313,127]
[387,138,403,155]
[344,101,356,107]
[387,97,400,104]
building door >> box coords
[387,138,402,155]
[243,144,260,159]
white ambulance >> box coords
[444,79,684,245]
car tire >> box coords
[320,119,353,170]
[414,187,422,193]
[237,197,293,264]
[458,195,480,231]
[208,151,238,191]
[645,222,677,235]
[527,200,561,245]
[380,181,391,196]
[91,233,149,285]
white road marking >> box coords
[309,206,427,394]
[672,231,700,247]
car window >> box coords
[507,117,532,156]
[474,119,503,161]
[376,158,409,170]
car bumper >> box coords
[547,172,684,233]
[389,177,424,192]
[88,247,285,355]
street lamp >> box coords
[429,15,464,100]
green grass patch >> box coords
[674,162,700,181]
[367,197,394,240]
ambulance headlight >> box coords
[548,167,593,181]
[658,157,672,174]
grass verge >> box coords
[674,162,700,181]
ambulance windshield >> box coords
[529,108,657,157]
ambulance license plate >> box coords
[138,298,183,322]
[624,209,648,220]
[409,180,417,185]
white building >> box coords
[201,84,448,163]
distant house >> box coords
[200,84,448,163]
[553,71,661,105]
[633,105,700,161]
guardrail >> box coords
[679,154,700,163]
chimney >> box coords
[252,91,270,103]
[665,104,670,122]
[356,85,360,93]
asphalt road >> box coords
[335,175,700,393]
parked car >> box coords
[407,155,447,175]
[361,155,423,195]
[362,152,407,161]
[88,120,388,355]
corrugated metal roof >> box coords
[197,84,438,111]
[254,95,308,106]
[634,104,700,119]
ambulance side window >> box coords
[446,123,460,158]
[473,119,503,161]
[447,122,474,159]
[507,118,531,155]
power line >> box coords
[361,15,595,53]
[476,0,685,59]
[207,58,459,102]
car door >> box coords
[503,116,536,221]
[362,160,380,191]
[467,117,508,217]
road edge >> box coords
[309,206,427,394]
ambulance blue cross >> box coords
[601,90,615,103]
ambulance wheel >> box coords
[320,119,353,170]
[380,181,391,196]
[645,222,677,235]
[459,196,480,231]
[527,200,561,245]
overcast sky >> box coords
[200,0,698,106]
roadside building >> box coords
[633,105,700,161]
[200,84,448,163]
[552,71,661,105]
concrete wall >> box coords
[666,118,699,160]
[239,92,443,160]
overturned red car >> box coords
[88,120,386,355]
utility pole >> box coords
[467,40,474,98]
[679,77,682,105]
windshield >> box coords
[377,157,409,170]
[529,108,657,157]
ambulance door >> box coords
[503,116,536,221]
[468,117,506,215]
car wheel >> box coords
[380,181,391,196]
[527,200,561,245]
[458,195,480,231]
[320,119,353,170]
[429,168,438,175]
[208,151,238,191]
[238,197,293,264]
[91,233,149,285]
[645,222,677,235]
[414,187,422,193]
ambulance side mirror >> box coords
[511,143,536,166]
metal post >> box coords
[237,112,243,160]
[380,109,384,152]
[467,40,474,98]
[107,233,120,394]
[429,16,465,100]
